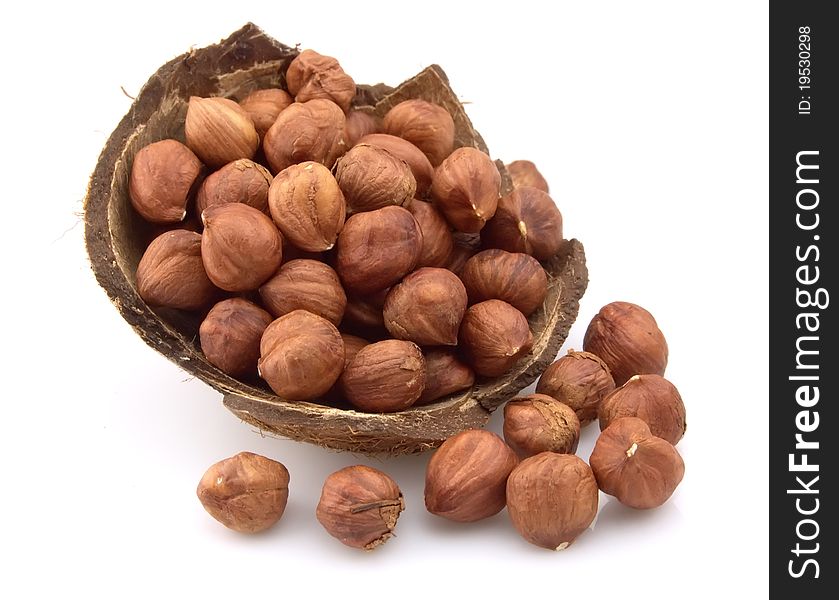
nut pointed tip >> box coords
[626,442,638,458]
[555,542,570,551]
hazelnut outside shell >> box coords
[268,161,346,252]
[335,206,423,294]
[200,203,283,292]
[590,417,685,509]
[316,465,404,550]
[382,99,455,166]
[286,49,356,113]
[424,429,518,522]
[239,88,293,139]
[129,139,202,224]
[416,349,475,405]
[342,293,388,338]
[334,144,416,214]
[482,186,563,261]
[383,267,468,346]
[259,259,347,326]
[407,200,454,268]
[503,394,581,458]
[136,229,218,310]
[506,160,549,192]
[185,96,259,168]
[341,339,426,412]
[461,249,548,316]
[345,111,382,147]
[258,310,345,401]
[196,452,290,534]
[199,298,273,378]
[263,98,347,174]
[459,299,533,377]
[445,242,477,277]
[506,452,599,550]
[358,133,434,196]
[583,301,669,385]
[599,374,687,445]
[195,158,273,215]
[431,147,501,232]
[536,350,616,425]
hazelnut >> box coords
[424,429,518,522]
[431,147,501,232]
[200,203,283,292]
[482,186,563,260]
[461,249,548,316]
[196,452,289,534]
[259,259,346,325]
[445,242,477,277]
[268,161,346,252]
[536,350,617,425]
[286,49,356,113]
[459,300,533,377]
[340,333,370,366]
[258,310,345,401]
[416,349,475,405]
[358,133,434,196]
[599,374,687,445]
[503,394,580,458]
[185,96,259,168]
[316,465,404,550]
[341,339,425,412]
[129,139,202,224]
[195,158,272,215]
[383,268,467,346]
[506,160,549,192]
[383,99,455,166]
[199,298,273,378]
[239,88,293,139]
[345,111,381,147]
[342,292,388,338]
[506,453,599,550]
[407,200,454,267]
[590,417,685,509]
[136,230,217,310]
[334,144,416,214]
[583,301,669,385]
[263,99,346,174]
[335,206,423,294]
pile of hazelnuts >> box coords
[128,48,686,550]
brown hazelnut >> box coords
[416,349,475,405]
[199,298,273,378]
[461,249,548,316]
[195,158,272,215]
[424,429,518,522]
[345,111,381,147]
[286,49,356,113]
[239,88,293,139]
[431,147,501,232]
[590,417,685,509]
[316,465,404,550]
[185,96,259,168]
[503,394,580,458]
[506,453,599,550]
[258,310,345,400]
[259,259,346,325]
[506,160,549,192]
[583,301,669,385]
[482,186,563,260]
[129,139,202,224]
[407,200,454,267]
[536,350,617,424]
[334,144,416,214]
[599,374,686,445]
[268,161,346,252]
[196,452,289,534]
[340,333,370,365]
[341,339,425,412]
[383,99,455,166]
[335,206,423,294]
[342,293,388,338]
[383,268,467,346]
[459,300,533,377]
[263,99,347,174]
[358,133,434,196]
[136,230,218,310]
[200,203,283,292]
[445,242,477,277]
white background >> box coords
[0,1,767,598]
